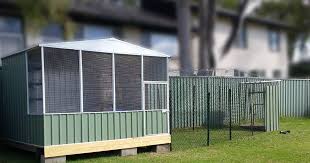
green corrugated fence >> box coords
[278,79,310,117]
[169,76,279,131]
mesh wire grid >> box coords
[44,48,80,113]
[82,51,113,112]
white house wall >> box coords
[192,18,288,78]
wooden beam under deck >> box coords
[44,134,171,158]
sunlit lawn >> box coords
[1,118,310,162]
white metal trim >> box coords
[25,52,30,115]
[112,52,116,111]
[41,47,46,114]
[79,50,84,113]
[143,81,168,84]
[43,110,145,115]
[166,57,170,134]
[141,55,146,136]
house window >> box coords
[41,24,64,43]
[75,24,118,40]
[249,70,265,77]
[110,0,141,8]
[234,24,247,48]
[268,29,281,52]
[143,32,178,57]
[0,16,24,61]
[273,70,281,78]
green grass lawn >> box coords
[1,118,310,162]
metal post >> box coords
[112,53,116,112]
[79,50,83,113]
[169,90,172,151]
[192,85,196,130]
[218,86,221,128]
[250,85,254,136]
[41,47,46,114]
[229,89,232,140]
[141,55,146,136]
[207,92,210,146]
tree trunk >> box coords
[221,0,249,56]
[198,0,216,74]
[177,0,193,75]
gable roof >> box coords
[39,38,169,57]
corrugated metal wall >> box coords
[169,76,279,130]
[278,79,310,117]
[44,110,168,146]
[265,85,280,131]
[1,53,44,146]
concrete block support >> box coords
[154,144,171,153]
[41,155,66,163]
[120,148,137,156]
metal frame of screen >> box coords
[26,46,169,117]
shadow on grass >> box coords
[0,144,36,163]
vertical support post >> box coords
[250,85,254,136]
[229,89,232,140]
[263,87,267,131]
[238,83,241,125]
[166,57,170,134]
[218,85,221,128]
[41,46,46,114]
[112,53,116,111]
[79,50,83,113]
[207,92,210,146]
[141,55,146,136]
[192,85,196,130]
[169,90,172,151]
[25,52,29,115]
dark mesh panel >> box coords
[115,54,141,111]
[143,56,167,81]
[44,48,80,113]
[82,52,113,112]
[28,48,43,114]
[145,84,167,110]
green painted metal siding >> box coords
[44,110,168,146]
[169,76,278,130]
[278,80,310,117]
[265,85,280,131]
[1,53,44,146]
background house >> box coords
[0,0,290,78]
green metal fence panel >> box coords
[265,85,280,131]
[1,53,44,146]
[277,79,310,117]
[169,76,284,131]
[44,110,168,146]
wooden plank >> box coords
[44,134,171,158]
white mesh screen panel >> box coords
[145,84,167,110]
[143,56,167,81]
[27,48,43,114]
[82,51,113,112]
[44,48,80,113]
[115,54,141,111]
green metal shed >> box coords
[0,38,170,162]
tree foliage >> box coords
[16,0,71,35]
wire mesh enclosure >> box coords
[169,76,280,151]
[82,51,113,112]
[27,47,43,115]
[115,54,141,111]
[26,41,169,116]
